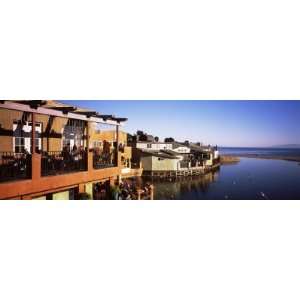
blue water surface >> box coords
[153,158,300,200]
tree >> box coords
[139,134,148,141]
[164,137,175,143]
[154,136,159,142]
[136,130,144,136]
[136,130,148,141]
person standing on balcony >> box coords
[110,182,121,200]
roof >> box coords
[5,100,127,125]
[136,141,172,145]
[139,149,180,159]
[172,142,189,149]
[160,149,183,156]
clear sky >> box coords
[62,100,300,147]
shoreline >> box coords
[221,154,300,163]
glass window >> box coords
[15,137,25,153]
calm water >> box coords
[150,157,300,200]
[219,147,300,157]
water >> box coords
[150,157,300,200]
[219,147,300,157]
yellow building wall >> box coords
[141,156,179,171]
[32,196,47,200]
[204,154,213,166]
[0,109,68,152]
[90,129,127,145]
[85,183,93,200]
[53,191,69,200]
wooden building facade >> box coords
[0,100,128,200]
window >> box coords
[15,137,25,153]
[30,138,41,153]
[93,141,102,148]
[13,121,42,153]
[147,144,152,149]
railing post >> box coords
[88,151,93,171]
[150,184,154,200]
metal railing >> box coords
[93,149,117,169]
[41,150,87,176]
[0,152,32,182]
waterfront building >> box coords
[130,133,220,178]
[0,100,129,200]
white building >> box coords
[136,142,173,151]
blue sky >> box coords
[63,101,300,147]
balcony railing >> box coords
[93,149,117,169]
[41,150,87,176]
[0,152,31,182]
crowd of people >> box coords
[0,151,31,181]
[93,179,153,200]
[110,179,153,200]
[42,144,87,174]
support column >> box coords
[86,121,92,172]
[31,112,36,154]
[116,124,121,166]
[116,124,122,184]
[31,112,41,181]
[150,184,154,200]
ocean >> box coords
[219,147,300,157]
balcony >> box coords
[93,149,117,169]
[0,152,31,182]
[41,150,87,176]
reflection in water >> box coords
[150,171,219,200]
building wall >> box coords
[141,156,179,171]
[90,128,127,147]
[172,146,190,154]
[84,182,93,199]
[204,153,213,166]
[0,108,23,152]
[0,108,69,152]
[213,150,219,159]
[53,190,69,200]
[136,142,173,151]
[120,146,132,168]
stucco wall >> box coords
[173,146,190,153]
[85,182,93,199]
[0,109,68,152]
[53,190,69,200]
[141,156,179,171]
